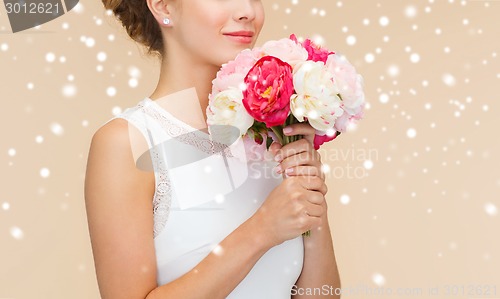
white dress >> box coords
[103,97,304,298]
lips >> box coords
[223,31,254,44]
[223,31,254,37]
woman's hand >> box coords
[269,122,326,183]
[251,175,327,247]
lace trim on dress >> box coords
[141,103,235,158]
[125,100,236,238]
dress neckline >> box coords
[144,97,210,138]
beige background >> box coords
[1,0,499,298]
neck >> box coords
[149,53,220,124]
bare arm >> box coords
[269,123,341,298]
[84,119,274,299]
[292,202,341,299]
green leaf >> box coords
[266,136,273,150]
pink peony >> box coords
[313,130,339,150]
[242,56,294,128]
[333,111,350,133]
[289,34,334,63]
[211,48,261,97]
[325,54,365,118]
[260,37,308,67]
[241,129,269,162]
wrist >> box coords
[244,212,277,250]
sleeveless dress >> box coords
[103,97,304,298]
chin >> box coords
[226,47,248,60]
[209,46,251,67]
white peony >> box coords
[290,61,344,132]
[206,88,254,138]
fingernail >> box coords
[273,165,282,174]
[285,168,293,174]
[274,154,281,161]
[283,127,292,134]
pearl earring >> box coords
[163,18,170,25]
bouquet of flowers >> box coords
[207,34,365,162]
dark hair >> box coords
[103,0,164,58]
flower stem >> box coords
[270,126,284,145]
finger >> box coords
[280,151,322,173]
[283,165,322,178]
[303,190,326,205]
[298,176,327,194]
[283,123,316,138]
[275,138,313,163]
[298,212,323,233]
[303,202,325,217]
[267,141,282,160]
[283,123,316,144]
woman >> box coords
[84,0,341,298]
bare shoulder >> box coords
[87,118,155,198]
[84,118,158,299]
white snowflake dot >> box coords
[407,128,417,138]
[379,16,390,27]
[62,84,77,97]
[50,123,64,136]
[106,86,117,97]
[365,53,375,63]
[111,106,122,115]
[442,73,456,86]
[128,78,138,88]
[346,35,356,46]
[212,245,224,256]
[340,194,350,205]
[372,273,386,286]
[10,226,24,240]
[40,167,50,178]
[321,163,331,174]
[45,52,56,63]
[97,52,107,62]
[85,37,95,48]
[387,65,400,77]
[410,53,420,63]
[73,2,84,13]
[379,93,389,104]
[484,202,497,216]
[128,67,141,79]
[405,5,418,18]
[215,194,225,204]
